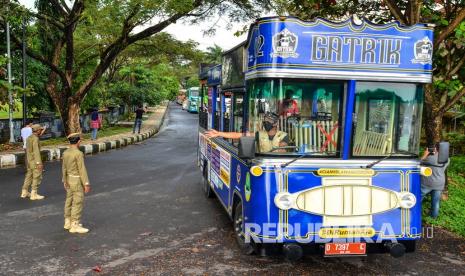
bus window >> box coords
[199,84,208,129]
[214,95,221,131]
[233,94,244,133]
[352,82,423,156]
[247,78,343,156]
[222,92,232,132]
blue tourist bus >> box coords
[197,16,446,259]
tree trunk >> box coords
[423,88,448,195]
[424,105,443,146]
[67,100,82,135]
[423,84,443,145]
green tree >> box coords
[101,32,203,94]
[0,54,32,113]
[0,0,268,134]
[273,0,465,144]
[107,63,179,108]
[205,44,223,64]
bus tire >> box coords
[401,240,416,253]
[234,201,255,255]
[202,166,214,198]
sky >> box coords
[19,0,253,51]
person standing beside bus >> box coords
[133,105,147,134]
[21,124,46,200]
[420,143,450,218]
[205,112,289,153]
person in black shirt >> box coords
[133,105,147,134]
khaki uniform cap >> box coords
[31,124,43,132]
[67,132,81,139]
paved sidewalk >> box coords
[0,104,168,168]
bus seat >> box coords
[279,115,299,142]
[294,120,338,152]
[353,130,390,156]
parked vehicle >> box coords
[187,87,200,113]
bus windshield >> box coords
[189,88,199,97]
[352,82,423,157]
[247,79,344,156]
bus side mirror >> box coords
[238,136,256,160]
[438,141,450,164]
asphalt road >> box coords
[0,103,464,276]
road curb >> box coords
[0,104,169,169]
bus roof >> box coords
[226,16,433,83]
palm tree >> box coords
[205,44,223,64]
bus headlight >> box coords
[250,166,263,177]
[274,192,295,210]
[420,166,432,177]
[398,192,416,209]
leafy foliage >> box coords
[106,64,179,108]
[0,54,33,112]
[205,44,223,64]
[0,0,271,133]
[445,132,465,155]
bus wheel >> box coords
[401,240,416,253]
[234,201,255,255]
[202,168,214,198]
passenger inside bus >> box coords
[247,79,343,155]
[279,89,300,117]
[205,112,289,153]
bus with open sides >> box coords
[197,16,447,259]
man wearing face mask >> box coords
[205,112,289,153]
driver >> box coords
[205,112,289,153]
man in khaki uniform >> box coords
[21,124,46,200]
[62,133,91,234]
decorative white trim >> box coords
[245,68,431,83]
[260,158,420,168]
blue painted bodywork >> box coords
[198,16,432,248]
[246,17,433,83]
[207,65,222,86]
[199,137,422,243]
[187,96,199,113]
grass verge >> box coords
[40,126,132,147]
[422,156,465,237]
[0,102,24,119]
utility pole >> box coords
[22,19,26,126]
[6,20,15,143]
